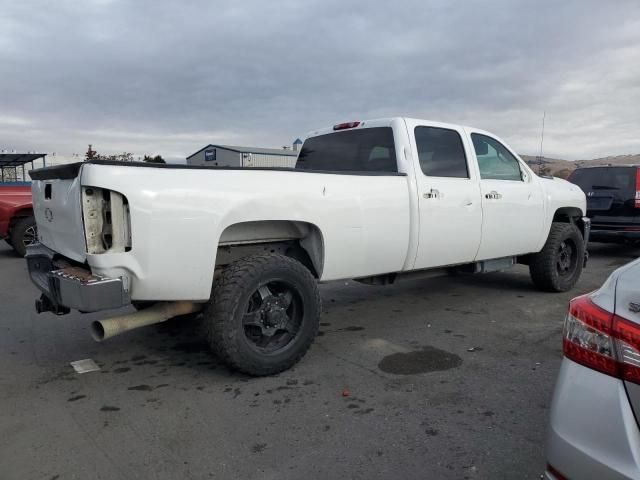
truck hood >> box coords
[0,186,32,208]
[538,175,587,215]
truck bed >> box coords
[30,160,412,301]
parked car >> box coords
[26,118,588,375]
[568,165,640,244]
[0,183,37,256]
[545,257,640,480]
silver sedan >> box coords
[545,257,640,479]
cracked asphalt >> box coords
[1,242,637,479]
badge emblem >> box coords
[44,208,53,222]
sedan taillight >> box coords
[635,167,640,208]
[563,294,640,385]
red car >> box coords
[0,183,36,256]
[0,153,47,256]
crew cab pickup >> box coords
[26,118,589,375]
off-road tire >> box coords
[204,253,321,376]
[529,222,584,292]
[10,215,37,257]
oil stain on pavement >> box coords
[378,346,462,375]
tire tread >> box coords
[204,253,320,376]
[10,215,35,257]
[529,222,584,292]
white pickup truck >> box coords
[26,117,589,375]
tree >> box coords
[96,152,134,162]
[1,167,18,182]
[84,145,134,162]
[143,155,165,164]
[85,144,97,160]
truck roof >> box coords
[304,117,480,140]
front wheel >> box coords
[529,222,584,292]
[204,253,321,376]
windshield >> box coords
[296,127,397,173]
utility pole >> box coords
[536,111,546,175]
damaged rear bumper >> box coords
[26,243,129,314]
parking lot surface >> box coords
[0,242,637,479]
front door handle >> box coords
[423,188,441,199]
[485,190,502,200]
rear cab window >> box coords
[296,127,397,173]
[414,126,469,178]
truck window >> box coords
[296,127,397,172]
[414,126,469,178]
[471,134,522,181]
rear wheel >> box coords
[529,222,584,292]
[204,253,321,376]
[10,216,37,257]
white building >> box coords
[187,144,299,168]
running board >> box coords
[354,257,517,286]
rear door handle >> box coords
[485,191,502,200]
[423,188,441,199]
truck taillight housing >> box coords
[333,121,360,131]
[563,294,640,384]
[82,187,132,254]
[635,167,640,208]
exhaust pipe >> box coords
[91,301,203,342]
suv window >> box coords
[296,127,397,172]
[414,126,469,178]
[471,134,522,181]
[569,167,636,193]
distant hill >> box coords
[521,154,640,178]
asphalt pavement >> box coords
[1,242,637,480]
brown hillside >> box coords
[521,154,640,179]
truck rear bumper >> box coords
[26,243,130,314]
[591,228,640,243]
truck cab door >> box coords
[408,122,483,269]
[469,132,544,260]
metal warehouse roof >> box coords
[0,153,47,167]
[187,144,298,159]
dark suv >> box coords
[568,165,640,243]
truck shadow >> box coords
[89,314,247,383]
[91,259,590,381]
[0,246,19,259]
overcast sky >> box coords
[1,0,639,162]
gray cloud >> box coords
[1,0,639,161]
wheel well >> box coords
[8,208,33,234]
[553,207,585,236]
[216,221,324,278]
